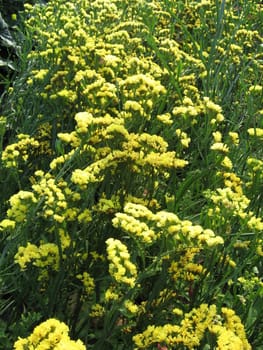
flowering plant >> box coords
[0,0,262,348]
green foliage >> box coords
[0,0,44,23]
[0,0,262,349]
[0,12,18,98]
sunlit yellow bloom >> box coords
[106,238,137,287]
[14,319,86,350]
[221,156,233,169]
[210,142,229,153]
[228,131,239,145]
[247,127,263,138]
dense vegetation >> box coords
[0,0,262,349]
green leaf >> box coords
[0,12,17,49]
[0,58,16,70]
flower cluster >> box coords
[113,202,224,247]
[14,318,86,350]
[106,238,137,288]
[0,0,261,348]
[1,134,39,168]
[14,242,59,272]
[6,191,37,223]
[133,304,251,349]
[210,308,251,350]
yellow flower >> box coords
[172,308,183,316]
[7,191,37,223]
[247,127,263,138]
[106,238,137,287]
[77,208,92,223]
[14,319,86,349]
[221,156,233,169]
[213,131,222,142]
[14,243,40,270]
[0,219,16,230]
[203,97,222,113]
[124,300,139,314]
[33,69,49,80]
[77,272,95,295]
[105,285,121,301]
[112,212,156,243]
[2,135,39,168]
[248,85,262,93]
[71,169,97,187]
[75,112,93,133]
[89,304,105,318]
[157,113,173,125]
[228,131,239,145]
[210,142,229,153]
